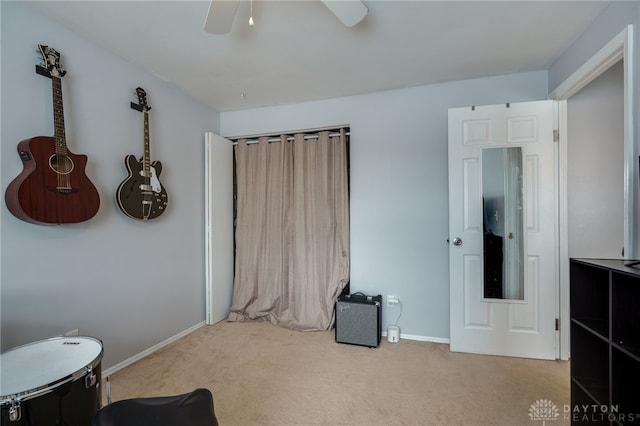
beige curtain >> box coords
[228,130,350,331]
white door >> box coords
[205,132,235,325]
[448,101,558,359]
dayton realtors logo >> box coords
[529,400,639,424]
[567,404,638,423]
[529,400,560,425]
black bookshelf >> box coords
[570,259,640,426]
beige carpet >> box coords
[105,321,570,425]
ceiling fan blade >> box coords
[321,0,368,27]
[204,0,240,34]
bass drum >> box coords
[0,336,103,425]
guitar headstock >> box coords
[133,87,151,112]
[37,45,66,78]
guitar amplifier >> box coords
[335,293,382,348]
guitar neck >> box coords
[142,111,151,175]
[52,76,67,156]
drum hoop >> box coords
[0,336,104,404]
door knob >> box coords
[452,237,463,246]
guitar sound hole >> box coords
[49,154,75,175]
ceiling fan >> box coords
[203,0,368,34]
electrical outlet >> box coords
[65,328,79,336]
[387,295,399,307]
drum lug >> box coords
[85,366,97,389]
[9,400,21,422]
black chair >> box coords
[92,388,218,426]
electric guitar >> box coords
[5,45,100,225]
[115,87,168,220]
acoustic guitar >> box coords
[5,45,100,225]
[115,87,168,220]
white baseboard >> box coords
[102,321,205,378]
[381,330,450,344]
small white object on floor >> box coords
[387,325,400,343]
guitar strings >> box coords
[143,111,151,219]
[53,75,72,192]
[53,76,68,192]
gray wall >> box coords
[220,71,549,340]
[1,2,219,369]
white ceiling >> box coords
[26,1,610,112]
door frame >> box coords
[549,25,634,360]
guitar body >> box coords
[5,136,100,225]
[115,154,168,220]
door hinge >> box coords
[553,129,559,143]
[555,318,560,331]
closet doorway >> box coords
[552,25,633,360]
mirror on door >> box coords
[482,147,525,301]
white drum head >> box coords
[1,336,103,399]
